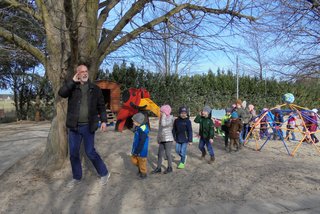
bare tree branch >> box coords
[186,3,255,21]
[98,1,109,9]
[307,0,320,8]
[2,0,42,22]
[97,0,120,31]
[0,26,45,64]
[97,0,151,59]
[99,2,256,63]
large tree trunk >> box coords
[37,97,68,170]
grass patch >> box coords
[0,100,16,122]
[0,100,15,111]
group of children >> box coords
[258,108,319,143]
[130,105,215,179]
[130,101,319,179]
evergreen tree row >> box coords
[97,62,320,115]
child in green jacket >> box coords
[194,106,215,164]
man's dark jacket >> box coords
[58,80,107,132]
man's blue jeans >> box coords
[68,124,108,180]
[175,142,188,164]
[199,138,214,157]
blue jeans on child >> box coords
[240,123,249,144]
[68,124,108,180]
[198,138,214,157]
[175,142,188,164]
[286,129,296,140]
[272,126,284,140]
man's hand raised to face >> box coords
[73,72,81,82]
[100,122,107,132]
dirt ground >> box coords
[0,118,320,214]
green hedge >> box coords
[98,62,319,115]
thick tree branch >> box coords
[97,0,120,31]
[2,0,42,22]
[98,1,108,9]
[307,0,320,8]
[98,3,256,63]
[96,0,151,58]
[34,0,51,25]
[186,4,256,21]
[0,26,45,64]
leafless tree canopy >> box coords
[241,0,320,80]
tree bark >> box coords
[37,97,68,170]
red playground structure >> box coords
[116,88,160,131]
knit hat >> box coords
[242,100,247,109]
[311,108,318,114]
[160,105,172,116]
[203,106,211,114]
[248,104,254,111]
[179,106,188,114]
[132,113,145,125]
[225,108,232,113]
[231,111,238,119]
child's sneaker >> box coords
[200,150,206,160]
[66,179,81,188]
[139,173,147,179]
[184,155,187,164]
[164,166,173,174]
[177,162,185,169]
[208,156,215,164]
[100,172,111,186]
[151,167,161,174]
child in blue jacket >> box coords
[131,113,149,179]
[172,106,193,169]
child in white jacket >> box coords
[152,105,174,174]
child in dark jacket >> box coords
[227,112,243,152]
[172,106,193,169]
[260,108,272,139]
[131,113,149,179]
[194,106,215,164]
[221,108,232,150]
[285,112,297,141]
[308,109,319,143]
[273,110,284,140]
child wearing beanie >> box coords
[172,106,193,169]
[227,112,243,152]
[152,105,174,174]
[194,106,215,164]
[131,112,149,179]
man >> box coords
[58,64,110,188]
